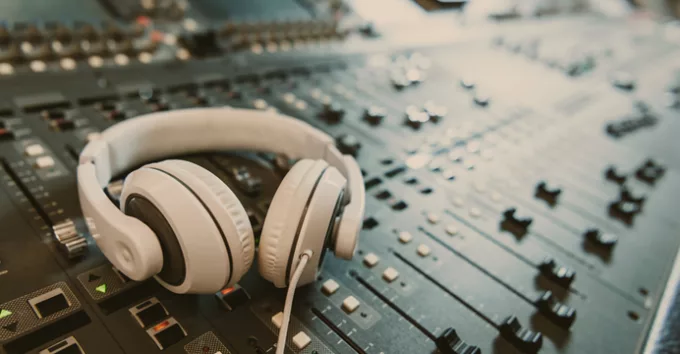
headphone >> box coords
[77,107,365,294]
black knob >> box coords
[424,101,447,122]
[620,186,645,208]
[473,90,490,107]
[363,106,386,126]
[583,228,618,250]
[500,208,533,238]
[536,291,577,329]
[19,24,43,43]
[0,25,10,45]
[535,181,561,207]
[107,110,126,121]
[76,23,99,41]
[336,134,362,157]
[435,328,481,354]
[460,77,475,90]
[538,258,575,288]
[320,102,345,124]
[635,159,665,186]
[499,316,543,354]
[611,71,636,91]
[405,105,429,129]
[608,199,641,226]
[605,166,626,185]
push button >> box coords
[435,328,481,354]
[417,244,431,257]
[322,279,340,295]
[292,331,311,350]
[29,288,71,319]
[499,316,543,354]
[129,298,169,327]
[146,317,187,350]
[363,253,380,268]
[272,312,283,329]
[215,285,250,311]
[342,296,360,313]
[398,231,413,244]
[25,144,45,157]
[383,267,399,283]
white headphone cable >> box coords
[276,250,313,354]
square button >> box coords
[342,296,360,313]
[398,231,413,244]
[292,331,311,350]
[322,279,340,296]
[363,253,380,268]
[445,225,459,236]
[25,144,45,157]
[271,311,283,329]
[383,267,399,283]
[417,244,431,257]
[35,156,55,169]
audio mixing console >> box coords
[1,1,680,353]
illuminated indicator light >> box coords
[95,284,107,293]
[136,16,151,27]
[220,287,235,296]
[0,309,12,319]
[151,31,164,43]
[153,320,170,332]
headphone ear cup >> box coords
[259,159,318,287]
[259,159,346,288]
[122,160,254,294]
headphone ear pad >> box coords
[122,160,254,293]
[162,160,255,273]
[259,159,321,287]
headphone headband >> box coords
[80,108,346,186]
[77,108,364,280]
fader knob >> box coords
[60,237,88,259]
[321,102,345,124]
[336,134,362,157]
[363,106,386,126]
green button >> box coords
[95,284,107,294]
[0,309,12,319]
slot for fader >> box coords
[38,336,84,354]
[146,317,187,350]
[129,298,169,328]
[29,288,72,319]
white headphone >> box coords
[77,107,365,294]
